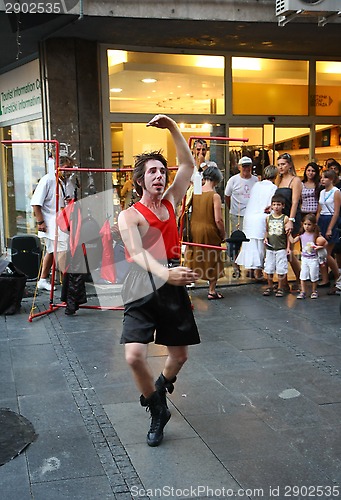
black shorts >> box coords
[121,278,200,346]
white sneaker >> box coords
[335,277,341,291]
[37,278,54,291]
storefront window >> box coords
[314,124,341,167]
[229,125,312,176]
[107,50,224,114]
[1,119,45,243]
[110,121,230,209]
[315,62,341,117]
[232,57,309,116]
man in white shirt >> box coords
[224,156,258,277]
[31,156,73,291]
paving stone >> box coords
[186,411,295,461]
[280,424,341,484]
[2,280,341,499]
[18,390,84,432]
[27,426,106,482]
[246,391,336,431]
[125,436,240,497]
[31,475,115,500]
[0,453,32,500]
[224,453,333,500]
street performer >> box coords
[118,114,200,447]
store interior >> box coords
[111,122,341,208]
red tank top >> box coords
[132,199,180,260]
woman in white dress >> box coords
[236,165,278,280]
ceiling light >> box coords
[318,62,341,74]
[232,57,262,71]
[110,88,123,93]
[107,50,127,66]
[194,56,224,69]
[142,78,157,83]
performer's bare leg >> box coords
[163,345,188,381]
[125,343,188,447]
[125,343,155,397]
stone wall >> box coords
[83,0,276,22]
[41,38,104,193]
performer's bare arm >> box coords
[146,115,195,208]
[118,208,198,286]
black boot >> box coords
[155,373,176,408]
[140,391,171,447]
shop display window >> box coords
[232,57,309,116]
[107,50,224,114]
[0,119,45,242]
[315,61,341,117]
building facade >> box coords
[0,0,340,252]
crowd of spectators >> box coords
[182,149,341,300]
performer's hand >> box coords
[167,266,198,286]
[146,114,174,129]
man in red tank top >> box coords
[118,114,200,447]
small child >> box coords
[263,194,290,297]
[290,213,327,299]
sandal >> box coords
[208,292,224,300]
[274,283,291,293]
[297,291,306,299]
[262,287,273,296]
[275,288,285,297]
[310,291,318,299]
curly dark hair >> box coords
[133,150,169,196]
[303,162,322,200]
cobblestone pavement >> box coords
[1,277,341,499]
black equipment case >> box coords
[11,234,42,281]
[0,260,27,315]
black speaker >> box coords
[0,260,27,315]
[11,234,42,281]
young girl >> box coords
[316,169,341,290]
[290,214,327,299]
